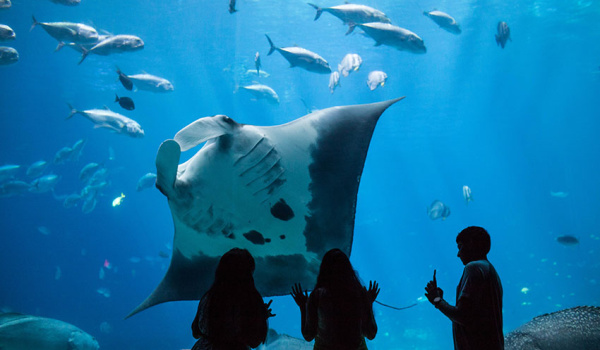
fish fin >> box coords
[346,23,357,35]
[115,65,123,75]
[54,42,65,52]
[78,47,89,65]
[94,124,120,132]
[155,140,181,198]
[30,15,38,32]
[265,34,276,55]
[115,94,120,102]
[66,103,77,120]
[307,3,322,21]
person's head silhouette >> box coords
[456,226,491,265]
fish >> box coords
[0,165,20,183]
[550,191,569,198]
[136,173,157,192]
[49,0,81,5]
[348,22,426,54]
[70,139,86,162]
[328,71,340,93]
[423,10,461,34]
[0,313,99,350]
[62,193,82,208]
[112,193,125,207]
[31,16,98,44]
[67,104,144,138]
[462,185,473,204]
[79,163,102,183]
[87,168,109,185]
[427,200,450,220]
[29,174,60,193]
[0,181,30,197]
[495,21,511,49]
[79,34,144,64]
[116,66,134,91]
[504,306,600,349]
[239,84,280,104]
[0,46,18,65]
[367,70,387,91]
[265,34,331,74]
[26,161,48,178]
[127,97,404,316]
[115,94,135,110]
[54,147,73,164]
[0,0,10,9]
[338,53,362,77]
[54,35,111,53]
[117,70,173,93]
[255,51,261,75]
[308,3,390,26]
[556,235,579,246]
[0,24,15,41]
[228,0,237,13]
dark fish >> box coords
[495,21,511,48]
[116,66,133,91]
[556,235,579,246]
[115,94,135,111]
[229,0,236,13]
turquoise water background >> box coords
[1,0,600,349]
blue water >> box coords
[1,0,599,349]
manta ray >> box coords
[128,98,404,317]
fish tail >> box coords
[66,103,77,120]
[54,42,65,52]
[265,34,276,56]
[346,22,357,35]
[78,47,89,65]
[30,15,39,32]
[307,3,322,21]
[115,94,120,102]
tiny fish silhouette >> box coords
[115,94,135,111]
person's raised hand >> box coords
[291,283,308,308]
[265,299,276,318]
[365,280,380,303]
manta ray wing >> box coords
[127,98,404,317]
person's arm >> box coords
[191,302,202,339]
[238,299,273,348]
[292,283,315,341]
[361,281,379,340]
[303,289,320,341]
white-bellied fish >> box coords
[265,34,331,74]
[0,180,30,197]
[348,22,426,54]
[308,3,390,26]
[137,173,157,192]
[338,53,362,77]
[0,0,10,9]
[423,10,461,34]
[67,104,144,138]
[367,70,387,90]
[0,46,18,65]
[26,161,48,178]
[29,174,60,193]
[495,21,511,49]
[127,73,173,93]
[462,185,473,204]
[328,71,340,93]
[31,16,98,44]
[79,34,144,64]
[427,200,450,220]
[0,165,20,183]
[239,84,279,104]
[0,24,15,41]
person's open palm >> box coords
[291,283,308,308]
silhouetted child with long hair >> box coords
[291,248,379,350]
[191,248,274,350]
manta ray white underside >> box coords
[128,97,404,317]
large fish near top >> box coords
[67,104,144,138]
[0,24,15,41]
[118,69,174,93]
[348,22,426,54]
[0,0,11,9]
[31,16,98,44]
[265,34,331,74]
[423,10,461,34]
[0,313,99,350]
[79,34,144,64]
[505,306,600,349]
[308,3,390,26]
[239,84,279,104]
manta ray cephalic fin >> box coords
[155,140,181,198]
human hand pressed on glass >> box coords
[364,280,380,303]
[265,299,276,318]
[424,269,444,304]
[291,283,308,308]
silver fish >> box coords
[338,53,362,77]
[348,22,426,54]
[0,46,18,65]
[31,16,98,44]
[54,146,74,164]
[367,70,387,91]
[0,24,15,41]
[423,10,461,34]
[136,173,157,192]
[266,35,331,74]
[125,72,174,93]
[240,84,279,104]
[79,163,102,182]
[427,200,450,220]
[67,104,144,138]
[0,164,20,183]
[71,139,86,161]
[495,21,511,49]
[26,161,48,178]
[49,0,80,5]
[0,0,11,9]
[462,185,473,204]
[308,3,390,25]
[328,71,340,94]
[29,174,60,193]
[79,34,144,64]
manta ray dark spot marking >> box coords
[265,238,271,243]
[270,198,295,221]
[280,235,286,240]
[243,230,265,245]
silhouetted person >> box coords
[425,226,504,350]
[291,248,379,350]
[191,248,274,350]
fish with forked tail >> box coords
[265,34,331,74]
[67,104,144,138]
[115,95,135,110]
[78,35,144,64]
